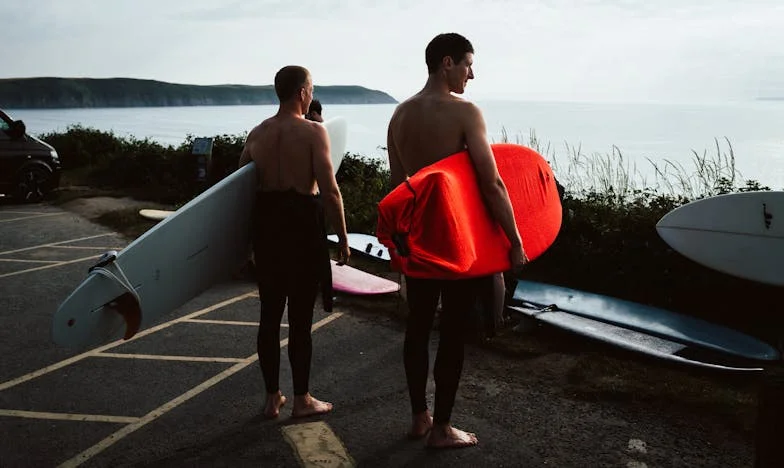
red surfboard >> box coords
[376,143,562,279]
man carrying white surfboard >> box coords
[239,65,350,419]
[384,33,528,449]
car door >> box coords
[0,116,28,186]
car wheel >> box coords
[17,166,52,203]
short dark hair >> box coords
[274,65,310,102]
[425,33,474,74]
[308,99,322,115]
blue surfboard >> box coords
[511,280,780,363]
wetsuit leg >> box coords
[256,267,287,395]
[432,277,486,425]
[286,270,320,396]
[403,276,441,415]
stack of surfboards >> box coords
[508,280,780,372]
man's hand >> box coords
[509,243,528,274]
[336,238,351,266]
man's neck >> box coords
[277,101,304,118]
[422,74,452,95]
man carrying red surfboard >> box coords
[384,33,528,449]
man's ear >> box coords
[441,56,454,70]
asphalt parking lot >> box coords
[0,200,758,467]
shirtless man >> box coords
[386,33,528,449]
[239,65,350,419]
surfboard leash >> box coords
[87,251,143,340]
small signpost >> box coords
[192,137,214,182]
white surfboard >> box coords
[327,233,390,261]
[656,191,784,286]
[139,209,174,221]
[53,117,348,349]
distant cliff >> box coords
[0,77,398,109]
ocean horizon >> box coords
[7,99,784,190]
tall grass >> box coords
[497,127,771,202]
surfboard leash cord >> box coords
[87,251,143,339]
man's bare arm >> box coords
[387,124,406,188]
[463,103,523,248]
[312,124,348,240]
[238,146,252,167]
[239,127,260,168]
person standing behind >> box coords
[305,99,324,122]
[239,65,350,419]
[384,33,527,449]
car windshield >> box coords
[0,119,9,132]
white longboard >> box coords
[53,117,348,349]
[656,191,784,286]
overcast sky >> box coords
[3,0,783,103]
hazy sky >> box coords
[3,0,783,102]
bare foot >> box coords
[408,411,433,439]
[263,391,287,419]
[291,393,333,418]
[426,424,478,449]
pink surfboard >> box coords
[330,260,400,295]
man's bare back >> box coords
[387,92,476,178]
[242,115,328,195]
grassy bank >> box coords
[41,126,784,344]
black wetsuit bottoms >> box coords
[252,190,332,396]
[404,275,492,424]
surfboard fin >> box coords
[105,292,142,340]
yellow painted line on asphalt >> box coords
[58,312,344,468]
[0,292,257,392]
[0,255,100,279]
[184,318,283,327]
[0,409,139,424]
[282,421,355,468]
[51,246,124,251]
[0,212,67,223]
[0,210,52,215]
[0,233,112,256]
[0,258,60,264]
[95,353,246,364]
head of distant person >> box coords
[274,65,313,115]
[425,33,475,95]
[306,99,323,122]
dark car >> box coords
[0,109,61,202]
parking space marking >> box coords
[51,246,124,251]
[58,312,344,468]
[282,421,355,468]
[185,318,277,327]
[0,255,101,279]
[0,233,112,256]
[0,258,60,264]
[0,409,139,424]
[0,292,257,392]
[95,353,246,364]
[0,210,53,215]
[0,212,68,223]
